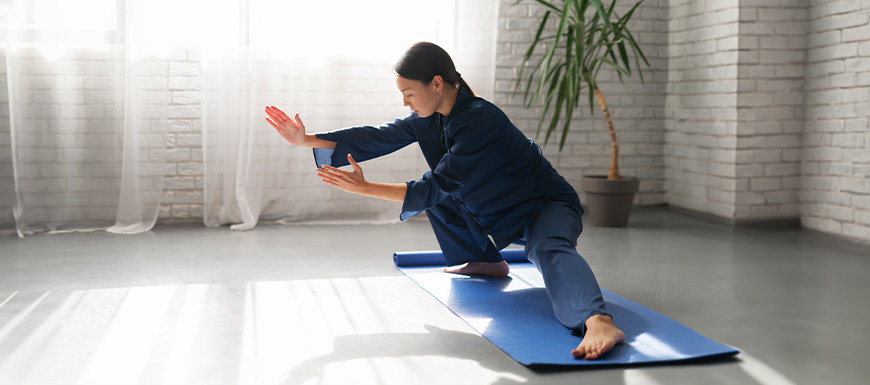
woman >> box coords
[265,42,624,360]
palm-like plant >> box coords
[516,0,650,180]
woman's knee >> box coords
[524,236,577,263]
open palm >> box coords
[265,105,306,146]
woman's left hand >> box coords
[316,154,368,194]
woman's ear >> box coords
[431,75,443,93]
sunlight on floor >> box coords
[0,276,527,385]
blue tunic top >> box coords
[312,87,582,251]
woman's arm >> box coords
[302,134,337,150]
[266,106,337,148]
[401,117,496,216]
[266,105,416,168]
[267,105,409,202]
[356,181,407,202]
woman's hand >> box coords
[316,154,369,195]
[265,105,306,146]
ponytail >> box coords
[457,74,476,97]
[394,42,475,97]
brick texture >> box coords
[664,0,741,218]
[734,0,808,220]
[801,0,870,242]
[1,0,869,243]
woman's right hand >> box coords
[265,106,307,146]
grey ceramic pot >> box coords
[580,175,639,227]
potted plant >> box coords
[516,0,650,227]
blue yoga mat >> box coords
[394,249,739,366]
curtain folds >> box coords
[2,0,168,237]
[1,0,498,236]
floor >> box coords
[0,207,867,385]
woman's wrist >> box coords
[357,181,406,202]
[301,134,315,147]
[305,134,337,149]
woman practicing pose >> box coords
[265,42,624,360]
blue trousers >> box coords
[425,198,611,337]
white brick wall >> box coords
[496,0,670,207]
[2,0,869,244]
[160,49,203,222]
[801,0,870,242]
[734,0,808,220]
[665,0,741,218]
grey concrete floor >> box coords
[0,206,867,385]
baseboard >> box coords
[666,204,802,229]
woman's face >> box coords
[396,75,442,118]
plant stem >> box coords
[593,88,620,180]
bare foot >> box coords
[571,314,625,360]
[443,261,509,277]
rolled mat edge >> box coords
[393,248,529,267]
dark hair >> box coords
[393,42,475,96]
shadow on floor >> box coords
[278,324,530,385]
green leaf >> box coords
[544,76,568,145]
[545,1,573,59]
[601,57,631,77]
[590,0,614,33]
[623,28,650,83]
[587,84,595,115]
[536,63,565,138]
[532,0,562,13]
[618,1,642,29]
[566,26,574,65]
[519,51,547,105]
[617,42,630,76]
[525,11,551,61]
[560,94,577,151]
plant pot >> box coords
[580,175,639,227]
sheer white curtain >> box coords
[0,0,498,235]
[1,0,168,237]
[201,0,499,230]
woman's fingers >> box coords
[316,167,332,175]
[319,164,346,174]
[266,106,302,130]
[265,117,279,129]
[316,171,342,187]
[265,106,283,121]
[317,166,354,182]
[271,106,293,121]
[266,106,305,136]
[316,167,339,178]
[347,154,361,172]
[316,163,366,194]
[265,106,290,123]
[318,174,339,184]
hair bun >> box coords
[455,71,462,79]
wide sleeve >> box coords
[399,116,496,220]
[312,114,417,168]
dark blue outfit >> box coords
[312,87,611,336]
